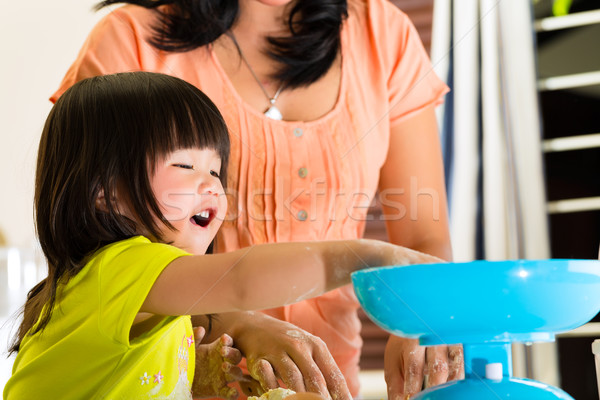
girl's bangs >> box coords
[145,81,229,169]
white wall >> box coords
[0,0,110,248]
[0,0,110,388]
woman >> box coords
[51,0,462,398]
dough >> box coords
[248,388,296,400]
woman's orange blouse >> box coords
[51,0,448,394]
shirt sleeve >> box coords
[50,7,149,103]
[372,0,449,127]
[97,238,189,345]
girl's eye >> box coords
[173,164,194,170]
[210,170,220,178]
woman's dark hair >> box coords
[94,0,348,89]
[9,71,229,354]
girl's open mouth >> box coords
[190,209,216,228]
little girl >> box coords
[3,72,439,400]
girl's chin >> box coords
[187,239,214,255]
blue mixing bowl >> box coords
[352,259,600,345]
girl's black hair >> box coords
[94,0,348,89]
[10,71,229,354]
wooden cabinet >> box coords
[534,1,600,398]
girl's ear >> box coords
[95,188,109,213]
[96,185,134,221]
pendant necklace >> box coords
[228,32,285,120]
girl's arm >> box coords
[140,239,438,316]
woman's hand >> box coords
[384,336,464,399]
[192,327,244,400]
[208,311,351,400]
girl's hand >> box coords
[383,243,446,268]
[192,327,244,400]
[228,312,351,400]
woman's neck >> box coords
[233,0,295,39]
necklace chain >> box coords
[228,32,284,119]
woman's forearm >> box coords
[190,312,253,343]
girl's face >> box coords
[150,148,227,254]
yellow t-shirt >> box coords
[4,236,194,400]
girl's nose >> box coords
[198,179,221,196]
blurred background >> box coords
[1,0,600,398]
[0,0,111,392]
